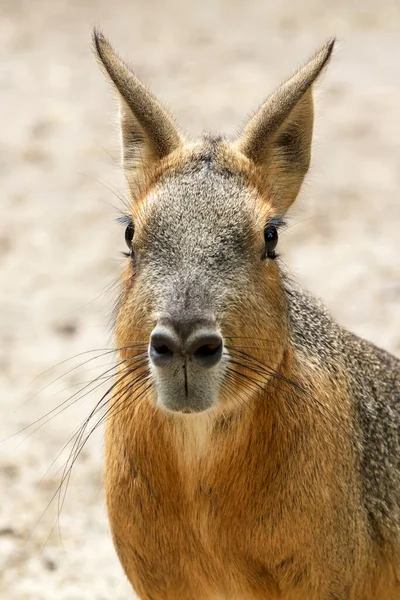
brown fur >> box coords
[105,350,397,599]
[94,31,400,599]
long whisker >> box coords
[85,374,153,444]
[41,374,152,555]
[227,344,304,392]
[17,343,149,413]
[31,360,150,548]
[226,345,349,435]
[59,361,149,475]
[37,359,149,484]
[223,370,255,413]
[226,346,304,393]
[56,367,151,528]
[12,352,149,441]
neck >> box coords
[170,343,299,468]
[106,331,306,487]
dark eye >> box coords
[125,221,134,252]
[264,224,278,258]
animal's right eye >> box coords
[125,221,134,251]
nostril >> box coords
[188,332,223,367]
[149,327,179,366]
[152,343,172,356]
[194,342,222,359]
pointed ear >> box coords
[235,40,335,214]
[93,29,183,192]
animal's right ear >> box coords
[93,30,183,193]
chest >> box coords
[105,410,333,599]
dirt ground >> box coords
[1,0,400,598]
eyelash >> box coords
[117,215,132,226]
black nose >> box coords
[149,319,223,368]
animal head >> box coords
[94,31,334,415]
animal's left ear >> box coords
[234,40,335,214]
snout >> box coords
[148,316,224,413]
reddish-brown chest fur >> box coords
[103,371,385,600]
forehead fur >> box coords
[131,136,275,234]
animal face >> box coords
[94,31,334,414]
[117,145,283,413]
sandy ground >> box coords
[1,0,400,598]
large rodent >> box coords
[94,30,400,600]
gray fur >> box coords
[285,279,400,548]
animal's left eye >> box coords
[264,225,278,258]
[125,222,134,251]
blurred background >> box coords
[1,0,400,598]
